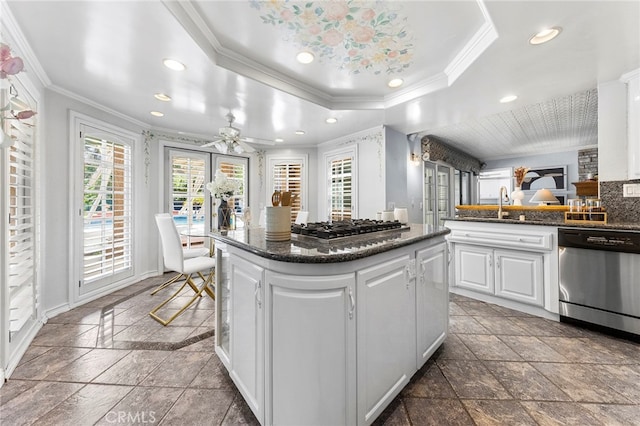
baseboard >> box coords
[4,318,43,381]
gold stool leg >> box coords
[149,270,215,326]
[150,273,184,295]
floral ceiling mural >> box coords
[250,0,414,75]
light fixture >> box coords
[388,78,404,88]
[295,130,305,135]
[274,138,284,143]
[325,117,337,124]
[529,188,560,205]
[529,27,562,45]
[163,58,186,71]
[296,51,315,64]
[500,95,518,103]
[150,111,164,117]
[410,153,422,166]
[154,93,172,102]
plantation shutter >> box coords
[82,132,133,284]
[329,156,353,221]
[217,159,247,224]
[273,162,302,221]
[7,112,38,334]
[170,152,207,242]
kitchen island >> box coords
[211,224,450,426]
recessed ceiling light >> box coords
[500,95,518,103]
[296,51,315,64]
[150,111,164,117]
[325,117,337,124]
[295,130,305,135]
[163,58,186,71]
[154,93,172,102]
[388,78,404,88]
[275,138,284,143]
[529,27,562,45]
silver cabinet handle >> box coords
[255,280,262,309]
[348,288,355,320]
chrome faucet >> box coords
[498,186,509,219]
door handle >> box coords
[348,288,355,320]
[255,280,262,309]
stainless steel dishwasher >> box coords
[558,228,640,339]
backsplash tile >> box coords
[600,180,640,223]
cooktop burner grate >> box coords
[291,219,404,240]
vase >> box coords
[217,199,232,230]
[511,186,525,206]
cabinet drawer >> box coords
[448,229,552,251]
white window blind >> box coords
[217,160,247,221]
[7,115,37,334]
[170,152,206,241]
[329,156,353,221]
[82,134,132,283]
[273,162,302,221]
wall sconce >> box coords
[529,188,560,206]
[410,152,422,166]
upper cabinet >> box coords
[621,69,640,180]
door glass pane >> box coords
[169,151,207,246]
[437,166,450,225]
[329,156,352,221]
[82,132,132,284]
[217,159,247,228]
[424,163,435,226]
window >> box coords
[268,156,306,222]
[216,157,248,227]
[168,150,208,243]
[4,80,38,337]
[325,147,357,221]
[72,113,138,298]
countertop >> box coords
[210,224,450,263]
[445,216,640,231]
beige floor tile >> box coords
[484,361,570,401]
[462,400,537,426]
[93,350,171,385]
[159,388,235,425]
[437,359,511,400]
[403,397,475,426]
[10,347,92,380]
[497,335,568,362]
[45,348,131,383]
[140,351,212,387]
[93,386,184,426]
[521,401,605,426]
[457,334,523,361]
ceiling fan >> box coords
[201,112,274,154]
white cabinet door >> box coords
[266,272,356,426]
[229,255,264,423]
[625,70,640,179]
[494,249,544,307]
[455,244,494,294]
[357,254,415,425]
[416,244,448,367]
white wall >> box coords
[598,79,629,181]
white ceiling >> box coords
[5,0,639,160]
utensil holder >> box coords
[265,206,291,241]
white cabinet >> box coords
[445,221,558,315]
[356,255,415,425]
[455,244,494,294]
[229,254,265,423]
[622,69,640,179]
[454,245,544,307]
[416,244,448,365]
[265,272,356,426]
[494,249,543,306]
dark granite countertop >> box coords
[210,224,450,263]
[445,217,640,231]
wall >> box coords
[482,149,583,204]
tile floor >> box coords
[1,276,640,425]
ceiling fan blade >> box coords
[236,139,256,153]
[200,139,220,148]
[240,136,276,146]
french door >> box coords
[71,113,138,300]
[164,148,248,242]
